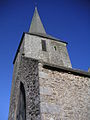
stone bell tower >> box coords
[8,7,90,120]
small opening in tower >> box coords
[54,46,57,51]
[41,40,47,51]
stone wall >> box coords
[39,63,90,120]
[24,34,72,68]
[8,38,25,119]
[9,57,90,120]
[8,57,40,120]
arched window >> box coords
[16,82,26,120]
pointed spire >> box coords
[29,7,46,34]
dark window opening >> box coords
[16,82,26,120]
[41,40,47,51]
[54,46,57,51]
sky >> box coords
[0,0,89,119]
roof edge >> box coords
[25,32,68,44]
[13,48,90,77]
[42,62,90,78]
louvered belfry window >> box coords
[41,40,47,51]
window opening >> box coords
[41,40,47,51]
[54,46,57,51]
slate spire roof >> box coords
[29,7,46,34]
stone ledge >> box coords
[14,55,90,78]
[42,62,90,78]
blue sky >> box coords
[0,0,89,119]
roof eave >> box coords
[26,32,68,44]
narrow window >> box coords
[16,82,26,120]
[41,40,47,51]
[54,46,57,51]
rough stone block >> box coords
[40,86,53,95]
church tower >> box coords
[8,7,90,120]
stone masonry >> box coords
[39,63,90,120]
[9,56,90,120]
[8,32,90,120]
[24,33,72,68]
[8,56,40,120]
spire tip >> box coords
[34,1,37,8]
